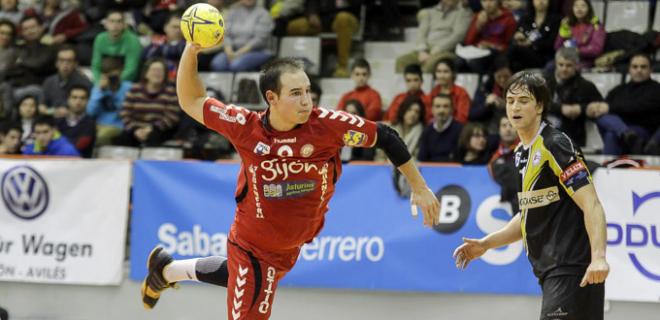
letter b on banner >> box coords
[434,185,470,234]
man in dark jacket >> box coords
[545,47,602,147]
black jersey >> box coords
[513,122,593,281]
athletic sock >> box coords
[163,258,200,283]
[195,256,229,287]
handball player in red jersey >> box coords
[141,43,441,320]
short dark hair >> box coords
[106,10,124,20]
[0,121,22,136]
[344,99,366,117]
[140,58,168,83]
[351,58,371,74]
[0,19,17,41]
[16,94,39,109]
[432,93,453,108]
[68,85,90,98]
[101,56,124,74]
[33,115,56,129]
[57,44,77,58]
[629,53,651,66]
[403,64,423,79]
[395,95,426,125]
[20,14,42,27]
[504,70,550,119]
[259,57,304,103]
[433,58,456,80]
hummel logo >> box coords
[233,264,249,320]
[547,307,568,317]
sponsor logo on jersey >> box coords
[274,137,296,144]
[532,150,542,166]
[343,130,367,147]
[301,144,314,158]
[276,145,293,157]
[263,180,316,199]
[560,161,586,182]
[517,186,560,210]
[258,266,276,314]
[253,142,271,156]
[209,105,245,125]
[547,307,568,317]
[260,159,320,181]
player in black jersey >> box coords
[453,71,609,320]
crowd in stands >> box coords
[0,0,658,161]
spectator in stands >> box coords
[488,115,519,212]
[58,85,96,158]
[136,0,179,35]
[0,0,21,25]
[5,15,56,101]
[340,99,375,161]
[554,0,604,69]
[310,80,321,107]
[23,115,80,156]
[501,0,525,20]
[395,0,472,73]
[469,56,511,134]
[115,59,180,147]
[143,13,186,81]
[87,57,132,146]
[590,54,660,155]
[544,47,601,147]
[269,0,306,36]
[418,93,463,162]
[41,45,93,117]
[461,0,516,74]
[210,0,274,72]
[427,58,471,124]
[337,58,383,121]
[388,95,426,159]
[0,121,22,154]
[385,64,430,123]
[30,0,88,46]
[508,0,560,72]
[283,0,362,77]
[454,122,490,164]
[0,19,17,119]
[91,10,143,83]
[17,95,38,143]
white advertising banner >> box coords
[0,159,130,285]
[594,169,660,302]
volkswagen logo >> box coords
[1,165,49,220]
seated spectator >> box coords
[488,115,519,212]
[17,95,39,143]
[0,19,17,119]
[387,95,426,159]
[590,54,660,155]
[340,99,375,161]
[136,0,179,35]
[0,121,22,154]
[41,45,93,117]
[385,64,430,123]
[210,0,274,72]
[23,115,80,156]
[508,0,560,72]
[282,0,362,77]
[469,56,511,134]
[502,0,525,20]
[115,59,180,147]
[554,0,604,69]
[395,0,472,73]
[454,122,490,164]
[57,85,96,158]
[29,0,88,46]
[270,0,306,36]
[544,47,602,147]
[87,57,132,146]
[460,0,516,74]
[143,13,186,81]
[0,0,22,25]
[310,80,322,108]
[427,58,471,124]
[337,59,383,121]
[91,10,143,83]
[418,93,464,162]
[5,15,56,101]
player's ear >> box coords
[265,90,278,105]
[536,102,543,115]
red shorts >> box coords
[226,241,287,320]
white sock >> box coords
[163,258,200,283]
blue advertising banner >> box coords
[130,161,540,295]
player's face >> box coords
[506,85,543,132]
[435,63,453,87]
[432,96,453,123]
[629,56,651,83]
[404,73,422,92]
[351,67,370,87]
[273,70,313,125]
[499,116,516,144]
[555,57,576,82]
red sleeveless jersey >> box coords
[202,98,378,270]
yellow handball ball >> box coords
[180,3,225,48]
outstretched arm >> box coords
[177,43,209,124]
[374,123,439,227]
[453,213,522,269]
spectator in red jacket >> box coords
[337,58,383,121]
[385,63,429,123]
[427,58,471,124]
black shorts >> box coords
[540,275,604,320]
